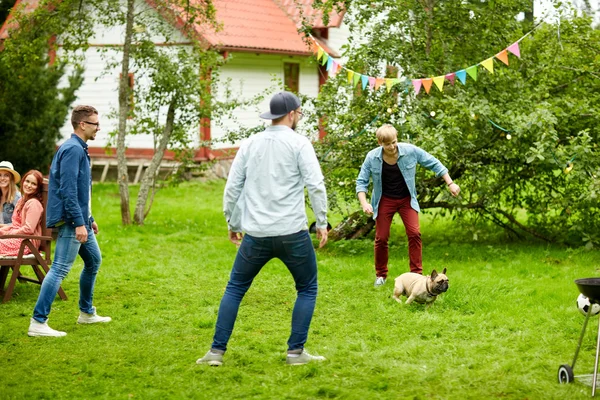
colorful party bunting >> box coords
[422,78,433,94]
[507,42,521,58]
[481,57,494,74]
[361,74,369,90]
[495,49,509,66]
[433,75,445,92]
[309,31,528,97]
[466,65,478,81]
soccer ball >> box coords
[577,294,600,316]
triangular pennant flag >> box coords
[445,73,455,85]
[385,78,394,93]
[466,65,478,81]
[481,57,494,74]
[326,57,333,72]
[412,79,422,95]
[368,77,376,89]
[433,75,445,92]
[455,70,467,85]
[347,70,354,84]
[336,63,343,74]
[330,61,339,75]
[375,78,385,90]
[495,49,509,66]
[353,72,361,87]
[361,74,369,90]
[507,42,521,58]
[317,48,324,61]
[422,78,433,94]
[321,53,329,66]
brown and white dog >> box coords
[392,268,449,306]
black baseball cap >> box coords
[260,91,301,120]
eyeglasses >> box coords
[295,110,304,120]
[82,121,100,128]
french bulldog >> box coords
[392,268,449,306]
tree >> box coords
[307,0,600,246]
[95,0,245,225]
[0,0,90,174]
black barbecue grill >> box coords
[558,278,600,396]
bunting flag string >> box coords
[309,26,537,96]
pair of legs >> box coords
[210,230,318,353]
[33,224,102,323]
[374,195,422,279]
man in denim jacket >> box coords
[356,124,460,287]
[28,105,111,337]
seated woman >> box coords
[0,170,44,256]
[0,161,22,226]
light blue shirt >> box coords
[223,125,328,237]
[356,143,448,219]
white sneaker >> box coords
[28,318,67,337]
[374,277,386,287]
[77,309,112,324]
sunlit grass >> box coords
[1,180,599,399]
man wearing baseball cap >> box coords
[197,91,329,366]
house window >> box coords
[284,63,299,93]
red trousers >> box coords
[374,195,422,278]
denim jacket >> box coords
[46,134,94,228]
[1,191,21,225]
[356,143,448,219]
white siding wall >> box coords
[211,52,320,148]
[57,1,350,153]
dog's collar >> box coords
[426,281,438,297]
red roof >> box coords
[1,0,344,56]
[0,0,40,41]
[175,0,344,56]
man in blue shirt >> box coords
[28,105,111,337]
[197,91,329,366]
[356,124,460,287]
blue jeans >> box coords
[33,224,102,323]
[211,230,318,352]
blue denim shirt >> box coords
[356,143,448,218]
[46,134,94,228]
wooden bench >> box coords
[0,181,67,303]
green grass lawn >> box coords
[1,180,600,399]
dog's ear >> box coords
[442,267,447,275]
[430,269,438,279]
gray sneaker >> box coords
[286,350,326,365]
[77,308,112,324]
[374,277,386,287]
[196,350,224,366]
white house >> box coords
[1,0,349,179]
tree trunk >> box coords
[116,0,135,225]
[328,210,375,242]
[133,97,177,225]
